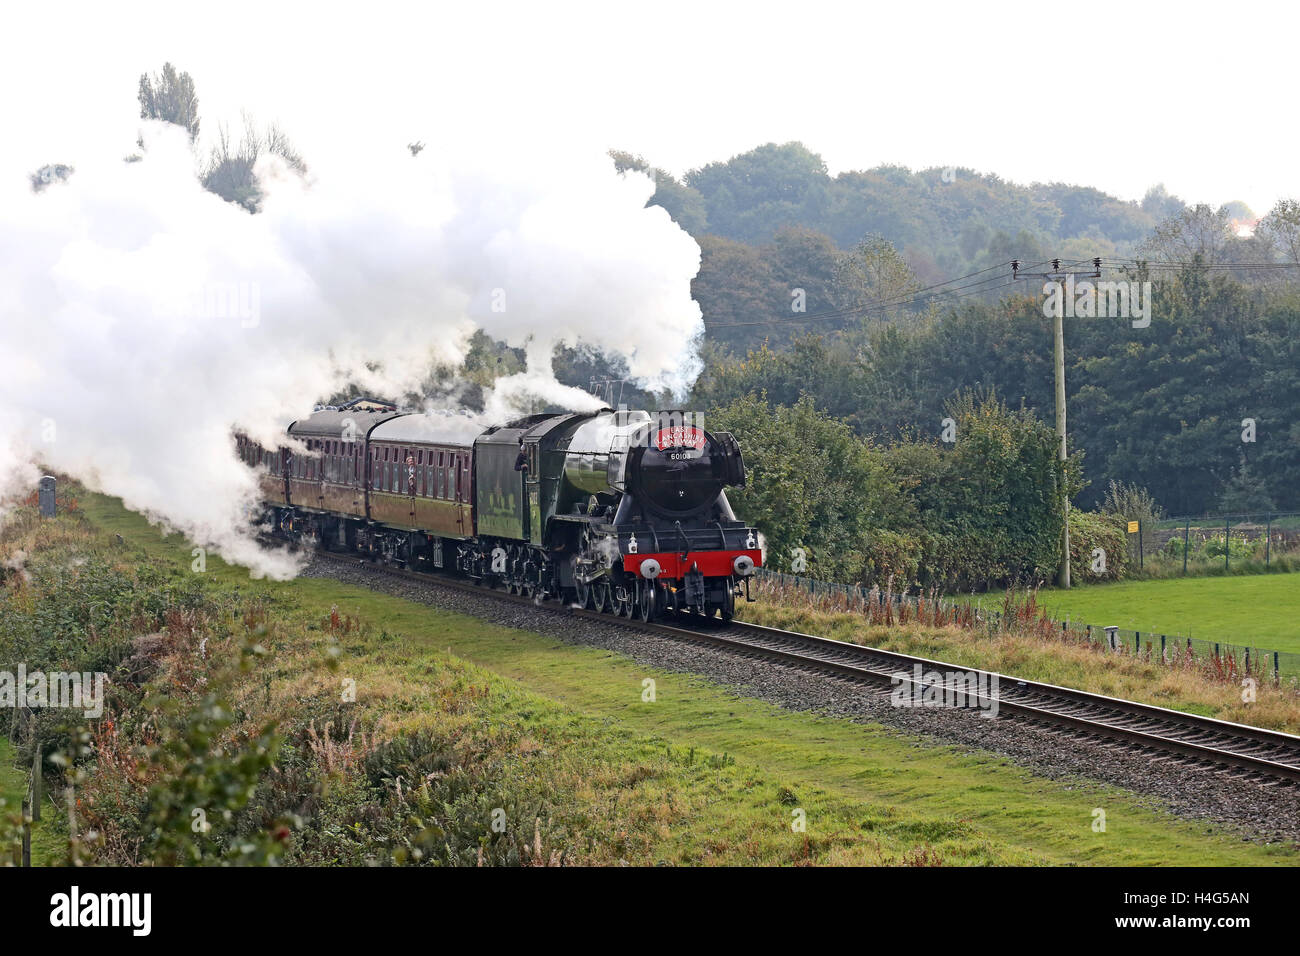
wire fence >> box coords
[753,567,1300,682]
[1127,510,1300,575]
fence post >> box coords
[1104,625,1118,651]
[1266,514,1272,567]
[1225,516,1230,572]
[30,744,41,823]
[1138,519,1144,570]
[1275,651,1281,684]
[1183,518,1190,576]
[1160,634,1166,661]
[21,794,30,867]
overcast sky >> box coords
[5,0,1294,215]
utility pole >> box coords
[1051,290,1070,587]
[1012,257,1101,589]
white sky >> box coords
[4,0,1294,216]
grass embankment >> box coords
[1,485,1293,865]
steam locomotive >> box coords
[237,404,763,620]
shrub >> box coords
[1068,510,1130,581]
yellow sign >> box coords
[1127,521,1139,534]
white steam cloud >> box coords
[0,121,703,577]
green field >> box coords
[56,491,1299,865]
[1031,574,1300,655]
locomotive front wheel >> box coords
[574,578,592,609]
[635,580,656,622]
[593,582,610,613]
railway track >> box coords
[311,548,1300,787]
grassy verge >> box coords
[739,595,1300,734]
[3,486,1294,865]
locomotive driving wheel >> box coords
[574,576,592,609]
[593,581,611,613]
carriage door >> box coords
[525,440,542,546]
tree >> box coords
[609,150,708,235]
[686,142,830,243]
[138,62,200,141]
[832,235,922,326]
[691,235,783,352]
[1101,480,1164,526]
[202,114,307,212]
[1139,203,1236,262]
[1259,199,1300,266]
[1141,183,1186,222]
[1218,458,1276,513]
